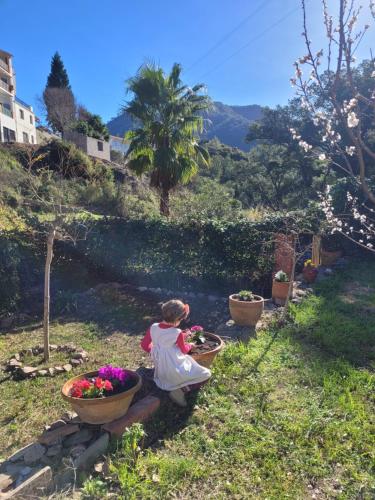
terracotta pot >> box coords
[190,332,224,368]
[61,370,142,424]
[303,266,318,284]
[321,249,342,266]
[229,294,264,326]
[272,280,291,306]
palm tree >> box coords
[124,63,211,216]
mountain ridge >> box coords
[107,101,262,151]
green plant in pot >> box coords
[229,289,264,326]
[272,270,291,306]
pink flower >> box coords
[190,325,203,332]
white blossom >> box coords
[318,153,326,161]
[347,111,359,128]
[345,146,356,156]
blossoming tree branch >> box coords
[290,0,375,252]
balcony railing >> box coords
[0,80,11,92]
[0,102,13,117]
[0,59,10,73]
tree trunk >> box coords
[160,188,170,217]
[43,229,56,362]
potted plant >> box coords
[272,270,291,305]
[188,325,224,368]
[61,365,142,424]
[321,236,343,266]
[229,290,264,326]
[302,259,318,283]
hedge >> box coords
[77,211,320,294]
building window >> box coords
[97,141,104,152]
[31,135,34,144]
[3,127,16,142]
[30,115,33,125]
[20,109,24,120]
[22,132,29,143]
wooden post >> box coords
[312,235,321,267]
[43,228,56,362]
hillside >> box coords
[107,101,262,151]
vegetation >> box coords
[86,259,375,499]
[125,63,211,216]
[43,52,76,134]
[72,106,110,141]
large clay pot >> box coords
[61,370,142,424]
[190,332,224,368]
[229,294,264,326]
[272,280,291,306]
[321,249,342,266]
[303,266,318,284]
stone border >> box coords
[3,344,89,379]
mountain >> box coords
[107,101,263,151]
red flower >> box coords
[71,387,83,398]
[80,379,91,391]
[104,380,113,391]
[94,377,105,389]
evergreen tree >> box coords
[46,52,71,89]
[43,52,75,134]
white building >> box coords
[0,49,37,145]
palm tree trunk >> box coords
[43,228,56,362]
[160,188,170,217]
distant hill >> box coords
[107,101,263,151]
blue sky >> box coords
[1,0,373,122]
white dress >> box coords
[150,323,211,391]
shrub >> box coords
[77,210,319,294]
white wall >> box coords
[14,102,37,144]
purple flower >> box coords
[190,325,203,332]
[98,365,130,385]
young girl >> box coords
[141,299,211,407]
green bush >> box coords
[78,211,319,293]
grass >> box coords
[0,284,157,458]
[93,259,375,499]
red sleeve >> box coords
[176,331,193,354]
[140,327,152,353]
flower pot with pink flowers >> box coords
[302,259,318,283]
[187,325,224,368]
[61,365,142,424]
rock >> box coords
[46,444,62,458]
[71,351,88,360]
[69,444,87,459]
[61,411,78,422]
[70,359,81,367]
[49,344,58,351]
[45,420,66,432]
[0,473,13,491]
[20,466,33,477]
[20,366,38,377]
[72,433,110,470]
[48,367,55,377]
[37,370,48,377]
[5,463,26,476]
[63,428,93,447]
[62,364,72,372]
[138,287,147,292]
[7,359,23,370]
[14,353,21,362]
[39,424,80,445]
[54,366,65,374]
[23,443,46,464]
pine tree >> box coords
[43,52,75,133]
[46,52,71,89]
